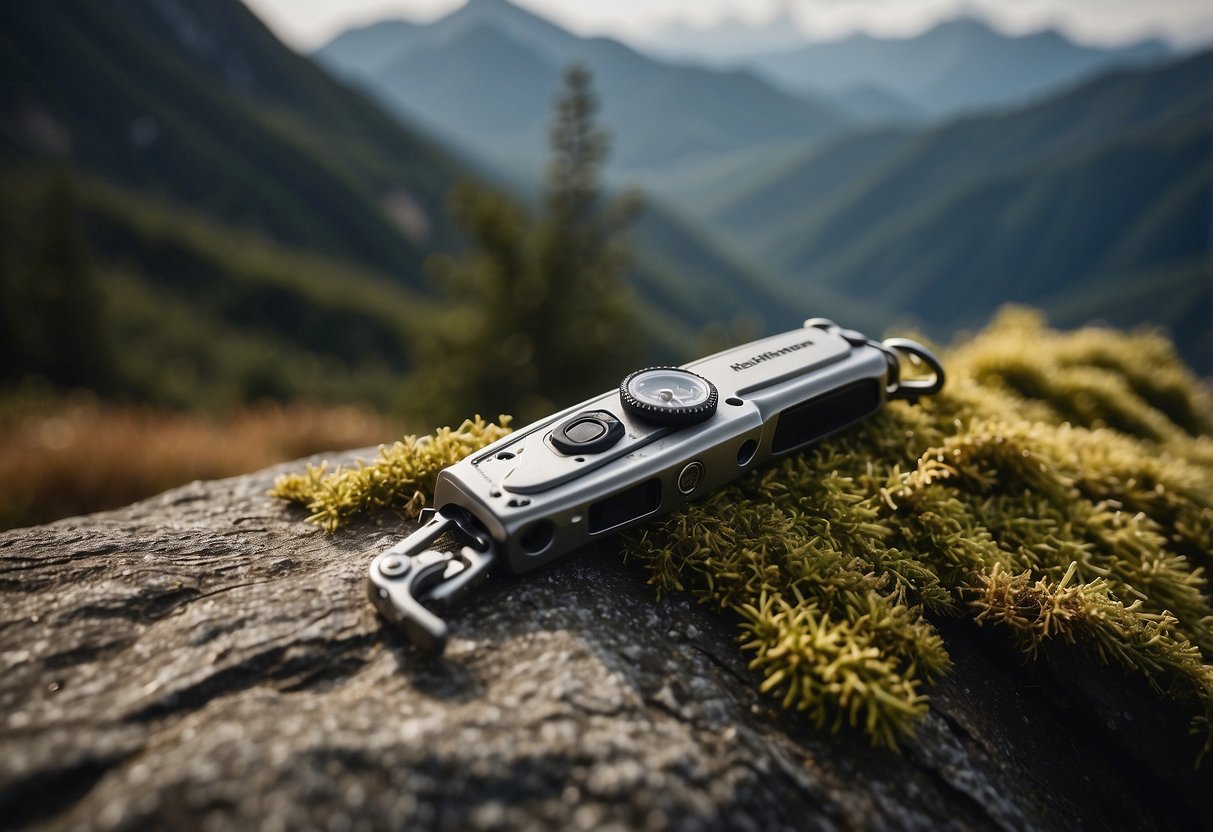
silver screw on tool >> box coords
[379,555,410,578]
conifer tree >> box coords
[418,66,644,424]
[531,64,644,409]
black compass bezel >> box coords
[619,367,719,426]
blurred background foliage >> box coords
[414,66,646,424]
[0,0,1209,529]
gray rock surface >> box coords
[1,451,1208,830]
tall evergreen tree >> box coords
[531,65,644,408]
[418,66,645,423]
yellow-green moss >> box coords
[270,415,512,531]
[273,309,1213,754]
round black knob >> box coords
[619,367,718,426]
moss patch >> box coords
[271,416,513,531]
[274,309,1213,754]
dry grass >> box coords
[0,392,402,530]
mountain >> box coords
[707,51,1213,372]
[0,0,491,409]
[2,0,858,413]
[0,0,473,283]
[306,19,426,72]
[748,18,1172,116]
[629,10,808,67]
[798,122,1211,321]
[833,84,922,125]
[363,21,558,169]
[719,48,1213,257]
[315,0,852,182]
[315,0,854,347]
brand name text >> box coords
[730,339,814,372]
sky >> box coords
[242,0,1213,51]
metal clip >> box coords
[880,337,946,401]
[367,506,496,653]
[805,318,945,401]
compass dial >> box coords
[620,367,718,426]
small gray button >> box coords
[677,461,704,495]
[565,418,606,444]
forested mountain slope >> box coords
[709,51,1213,371]
[0,0,469,282]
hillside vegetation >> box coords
[0,0,485,426]
[0,169,428,410]
[707,51,1213,373]
[0,0,465,280]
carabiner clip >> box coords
[880,337,946,401]
[804,320,945,402]
[367,506,497,653]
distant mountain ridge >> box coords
[629,9,807,66]
[705,50,1213,372]
[746,17,1172,116]
[315,0,852,181]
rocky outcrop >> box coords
[1,452,1207,830]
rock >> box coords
[1,451,1208,830]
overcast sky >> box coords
[242,0,1213,51]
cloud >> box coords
[242,0,1213,50]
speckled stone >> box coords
[0,450,1207,830]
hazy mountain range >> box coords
[666,16,1172,118]
[312,0,1190,246]
[314,0,1210,372]
[707,51,1212,364]
[749,18,1171,116]
[0,0,1207,407]
[319,2,1174,181]
[316,0,851,184]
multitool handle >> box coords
[371,321,947,653]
